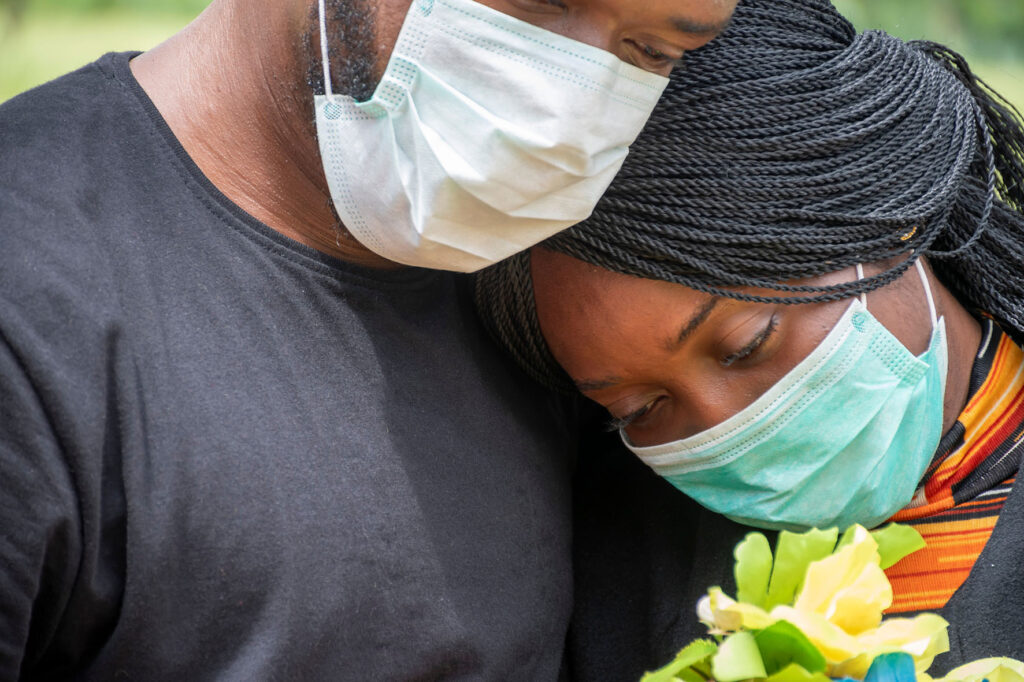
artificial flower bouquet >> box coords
[641,523,1024,682]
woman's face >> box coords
[530,248,939,447]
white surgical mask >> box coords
[314,0,668,272]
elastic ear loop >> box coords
[318,0,336,102]
[855,264,867,307]
[914,258,939,329]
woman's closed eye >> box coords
[605,397,664,431]
[720,314,778,367]
[601,314,780,432]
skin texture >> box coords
[532,247,983,448]
[129,0,737,268]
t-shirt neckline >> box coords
[101,51,441,290]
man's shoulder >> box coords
[2,55,156,258]
[0,55,151,335]
[0,53,145,211]
[2,54,131,154]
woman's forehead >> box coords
[531,248,720,349]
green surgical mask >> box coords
[625,260,948,532]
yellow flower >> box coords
[926,657,1024,682]
[697,587,775,633]
[792,526,890,634]
[792,611,949,679]
[696,525,949,678]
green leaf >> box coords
[640,639,718,682]
[692,657,715,679]
[676,669,709,682]
[754,620,827,675]
[870,523,926,570]
[734,532,773,608]
[712,631,767,682]
[765,527,838,609]
[834,524,860,553]
[764,662,833,682]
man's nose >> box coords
[550,13,621,57]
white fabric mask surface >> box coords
[314,0,669,271]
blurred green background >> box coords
[0,0,1022,107]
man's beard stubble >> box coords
[304,0,380,103]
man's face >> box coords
[472,0,738,75]
[309,0,737,100]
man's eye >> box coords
[721,314,779,367]
[513,0,567,9]
[625,39,684,69]
[642,45,666,59]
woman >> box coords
[475,0,1024,675]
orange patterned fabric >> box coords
[885,320,1024,613]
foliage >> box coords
[837,0,1024,61]
[0,8,195,101]
[24,0,208,14]
[1,0,1021,107]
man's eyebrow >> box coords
[666,296,720,351]
[671,15,732,36]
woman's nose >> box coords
[673,389,748,440]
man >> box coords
[0,0,736,678]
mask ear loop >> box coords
[855,264,867,307]
[318,0,336,103]
[914,258,939,329]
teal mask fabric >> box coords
[625,262,949,532]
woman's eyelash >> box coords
[721,314,778,367]
[604,403,653,432]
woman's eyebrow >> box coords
[665,296,720,351]
[575,376,622,392]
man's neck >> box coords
[130,0,397,269]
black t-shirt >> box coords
[0,52,575,680]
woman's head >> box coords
[529,248,969,530]
[473,0,1024,529]
[529,248,956,447]
[475,0,1024,394]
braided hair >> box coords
[474,0,1024,392]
